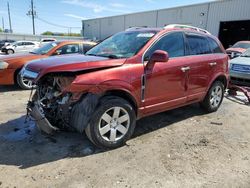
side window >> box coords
[25,42,35,45]
[186,35,212,55]
[55,44,80,55]
[207,38,223,53]
[17,42,24,46]
[145,32,185,59]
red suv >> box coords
[23,25,229,149]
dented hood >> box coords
[26,54,126,78]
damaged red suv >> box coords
[22,25,229,149]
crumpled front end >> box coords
[27,75,100,134]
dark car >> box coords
[22,25,229,149]
[0,39,15,49]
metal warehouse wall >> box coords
[0,33,83,41]
[82,0,250,40]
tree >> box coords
[0,28,3,32]
[41,31,54,35]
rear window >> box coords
[232,42,250,49]
[186,34,212,55]
[207,38,223,53]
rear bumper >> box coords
[1,48,7,53]
[27,101,58,134]
[0,69,16,85]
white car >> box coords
[39,38,57,47]
[1,41,39,54]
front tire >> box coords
[7,49,14,54]
[16,72,35,90]
[85,96,136,149]
[200,81,224,113]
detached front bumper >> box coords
[27,101,59,134]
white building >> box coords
[82,0,250,48]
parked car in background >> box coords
[226,41,250,59]
[229,48,250,86]
[0,40,97,89]
[22,25,229,149]
[39,38,56,46]
[0,39,16,49]
[1,41,39,54]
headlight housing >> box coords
[20,67,39,80]
[0,61,9,70]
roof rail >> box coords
[126,26,147,31]
[164,24,211,35]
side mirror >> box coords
[53,50,61,55]
[146,50,169,72]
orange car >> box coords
[0,40,96,89]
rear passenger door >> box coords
[184,33,215,102]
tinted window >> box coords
[145,32,185,59]
[207,38,223,53]
[16,42,24,46]
[186,34,212,55]
[55,44,79,55]
[25,42,35,45]
[43,39,55,42]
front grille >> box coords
[232,64,250,73]
[230,76,250,87]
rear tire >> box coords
[200,81,224,113]
[85,96,136,149]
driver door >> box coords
[143,32,189,114]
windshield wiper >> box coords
[86,53,98,56]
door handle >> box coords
[209,62,217,66]
[181,66,190,72]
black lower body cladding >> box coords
[70,93,100,133]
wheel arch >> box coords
[212,75,228,89]
[102,89,138,116]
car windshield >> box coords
[232,42,250,49]
[241,48,250,57]
[86,31,157,58]
[31,42,58,55]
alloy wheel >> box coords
[98,107,130,142]
[210,85,223,108]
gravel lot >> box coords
[0,85,250,188]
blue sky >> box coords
[0,0,212,34]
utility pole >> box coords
[27,0,36,35]
[7,2,12,33]
[2,17,4,31]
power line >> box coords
[36,17,81,29]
